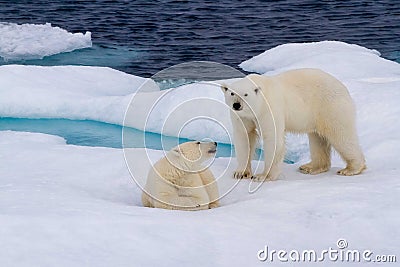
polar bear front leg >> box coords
[155,191,209,211]
[251,136,284,182]
[232,118,254,179]
[251,115,285,182]
[177,191,210,211]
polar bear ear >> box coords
[220,83,228,93]
[170,147,181,157]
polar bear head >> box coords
[221,74,264,119]
[166,141,217,172]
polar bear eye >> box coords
[244,93,248,97]
[230,92,234,96]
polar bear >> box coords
[221,68,366,181]
[141,141,220,210]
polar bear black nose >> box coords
[233,102,242,110]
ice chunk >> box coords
[0,22,92,60]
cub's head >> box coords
[167,141,217,172]
[221,74,263,118]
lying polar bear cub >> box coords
[222,68,366,181]
[142,141,220,210]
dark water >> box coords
[1,0,399,77]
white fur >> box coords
[222,68,366,181]
[142,141,220,210]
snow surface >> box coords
[0,23,92,60]
[1,130,398,267]
[0,65,159,124]
[239,41,400,82]
[123,80,232,143]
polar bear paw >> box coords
[337,164,366,176]
[299,163,330,175]
[251,173,277,182]
[208,201,220,209]
[233,169,252,179]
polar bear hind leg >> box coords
[323,126,366,176]
[141,192,153,207]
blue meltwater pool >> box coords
[0,117,300,163]
[0,117,235,157]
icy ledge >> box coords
[0,41,399,148]
[239,40,400,82]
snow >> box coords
[239,41,400,81]
[0,130,398,266]
[1,40,400,266]
[123,81,233,143]
[0,23,92,60]
[0,65,159,124]
[0,63,234,142]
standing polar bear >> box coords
[142,141,220,210]
[221,68,366,181]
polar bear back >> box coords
[259,68,355,133]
